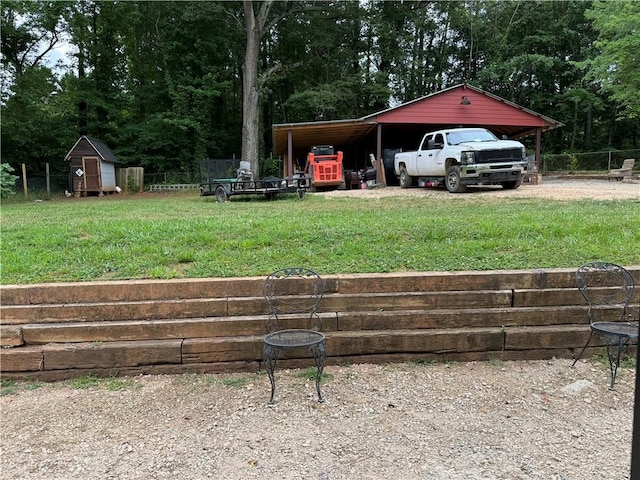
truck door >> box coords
[419,133,445,176]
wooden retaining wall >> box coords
[1,268,638,381]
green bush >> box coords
[260,155,284,178]
[0,164,19,199]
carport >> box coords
[272,83,563,181]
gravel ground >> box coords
[319,177,640,201]
[2,178,638,480]
[1,359,637,480]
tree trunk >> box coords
[78,47,88,136]
[585,105,592,149]
[242,0,273,180]
[570,101,577,150]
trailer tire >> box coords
[215,186,228,203]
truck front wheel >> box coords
[501,177,523,190]
[399,167,412,189]
[446,166,467,193]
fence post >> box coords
[46,163,50,195]
[608,151,611,171]
[21,163,27,197]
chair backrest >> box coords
[620,158,635,170]
[576,262,635,323]
[263,267,325,332]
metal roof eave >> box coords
[272,118,377,155]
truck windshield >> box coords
[447,130,498,145]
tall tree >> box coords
[584,0,640,121]
[1,1,74,173]
[242,0,274,178]
[367,1,468,103]
[241,0,314,176]
[464,0,598,152]
[267,1,389,125]
[63,0,128,139]
[117,1,241,176]
[0,0,66,78]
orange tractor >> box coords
[305,145,344,190]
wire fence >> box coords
[8,174,69,196]
[540,149,640,173]
[144,171,201,186]
[8,150,638,197]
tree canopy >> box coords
[583,0,640,120]
[1,0,639,181]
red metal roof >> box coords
[375,85,550,127]
[272,84,563,157]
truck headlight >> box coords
[461,151,475,164]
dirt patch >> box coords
[1,358,635,479]
[319,178,640,201]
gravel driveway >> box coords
[320,177,640,201]
[1,358,636,480]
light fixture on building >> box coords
[460,96,471,105]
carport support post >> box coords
[376,124,382,184]
[535,128,541,172]
[287,130,293,177]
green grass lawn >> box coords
[1,191,639,284]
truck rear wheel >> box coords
[446,166,467,193]
[399,167,412,189]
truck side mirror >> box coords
[502,135,508,140]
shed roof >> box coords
[272,84,563,156]
[65,136,118,163]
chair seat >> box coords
[607,159,635,180]
[591,321,639,339]
[262,267,327,403]
[264,329,325,349]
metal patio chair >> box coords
[572,262,639,389]
[262,267,326,404]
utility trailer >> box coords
[199,159,309,203]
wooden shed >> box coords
[65,136,119,196]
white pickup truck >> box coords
[394,128,528,193]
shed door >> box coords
[82,157,101,191]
